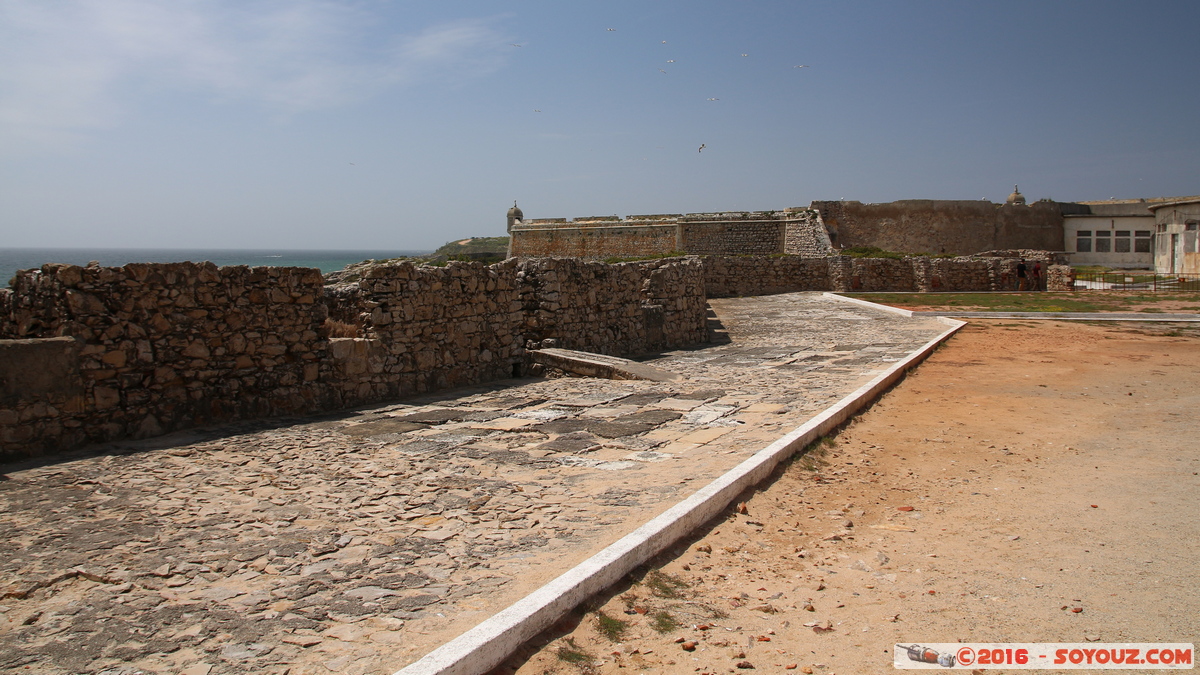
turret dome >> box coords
[1006,185,1026,206]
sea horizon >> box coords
[0,247,433,288]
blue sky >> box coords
[2,1,1198,251]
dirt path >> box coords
[503,319,1200,675]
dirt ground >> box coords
[500,319,1200,675]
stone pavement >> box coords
[0,293,946,675]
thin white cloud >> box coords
[0,1,511,150]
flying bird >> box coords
[740,53,748,57]
[659,68,667,74]
[510,43,523,47]
[666,59,675,63]
[534,109,541,112]
[793,64,809,68]
[698,144,706,153]
[661,40,667,43]
[706,97,719,101]
[607,27,616,31]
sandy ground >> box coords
[501,319,1200,675]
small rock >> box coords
[695,544,712,553]
[737,502,748,515]
[280,635,322,647]
[736,660,755,669]
[1085,635,1100,642]
[681,641,697,651]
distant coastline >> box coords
[0,248,431,288]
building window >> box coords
[1135,230,1152,253]
[1157,223,1167,233]
[1114,230,1131,253]
[1094,230,1111,253]
[1075,230,1092,252]
[1187,222,1199,231]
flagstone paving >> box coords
[0,293,946,675]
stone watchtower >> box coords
[506,201,523,257]
[507,201,524,233]
[1006,185,1027,206]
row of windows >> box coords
[1156,222,1200,232]
[1075,230,1152,253]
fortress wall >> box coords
[703,254,1060,295]
[783,210,833,256]
[336,260,525,406]
[680,221,784,255]
[813,200,1064,255]
[510,223,678,258]
[703,256,832,297]
[0,258,709,460]
[0,263,332,457]
[518,257,707,355]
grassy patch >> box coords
[839,246,908,259]
[793,435,835,472]
[839,291,1200,313]
[556,638,593,666]
[595,611,628,642]
[650,611,679,633]
[602,251,687,264]
[643,570,690,599]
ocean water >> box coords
[0,248,430,288]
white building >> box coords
[1149,197,1200,275]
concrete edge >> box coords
[393,303,965,675]
[821,291,914,317]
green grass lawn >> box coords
[839,292,1200,313]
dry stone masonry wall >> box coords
[0,259,707,460]
[702,254,1069,297]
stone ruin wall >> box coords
[1,263,331,457]
[813,200,1065,256]
[703,254,1069,297]
[0,258,708,460]
[516,257,708,356]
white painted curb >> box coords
[393,299,965,675]
[822,291,914,317]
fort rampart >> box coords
[0,258,706,460]
[702,254,1068,297]
[510,209,831,259]
[812,200,1065,255]
[511,200,1066,260]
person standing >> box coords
[1016,259,1028,291]
[1031,260,1042,291]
